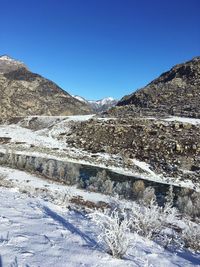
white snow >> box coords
[0,55,25,66]
[144,116,200,125]
[132,159,157,176]
[0,55,16,62]
[0,124,63,149]
[0,168,199,267]
[72,95,117,107]
[0,166,109,204]
[0,115,94,149]
[72,95,88,103]
[89,97,116,106]
[163,116,200,125]
[22,114,95,121]
[64,114,95,121]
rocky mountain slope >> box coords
[0,55,91,120]
[73,95,117,113]
[67,116,200,183]
[113,57,200,118]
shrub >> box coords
[130,195,180,240]
[87,170,114,195]
[131,200,162,239]
[89,208,132,258]
[140,186,156,206]
[177,188,200,218]
[132,180,145,200]
[65,163,80,185]
[182,221,200,252]
[113,181,132,199]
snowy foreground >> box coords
[0,168,200,267]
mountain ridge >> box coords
[115,56,200,118]
[73,95,117,113]
[0,55,91,119]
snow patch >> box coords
[163,116,200,125]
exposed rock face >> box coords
[0,55,91,119]
[115,57,200,118]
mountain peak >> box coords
[0,55,25,64]
[0,55,27,73]
[73,95,117,113]
[0,55,16,61]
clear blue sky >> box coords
[1,0,200,100]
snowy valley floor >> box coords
[0,167,200,267]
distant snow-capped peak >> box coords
[72,95,117,112]
[89,97,116,106]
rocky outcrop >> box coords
[115,57,200,118]
[0,55,91,119]
[66,117,200,182]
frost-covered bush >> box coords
[16,155,27,169]
[132,180,145,200]
[130,190,180,241]
[57,162,66,180]
[41,159,57,179]
[161,202,180,226]
[87,171,134,198]
[89,208,132,258]
[52,188,72,206]
[162,185,180,225]
[182,221,200,252]
[48,160,56,178]
[131,200,163,239]
[24,157,35,172]
[165,185,175,207]
[155,190,181,249]
[87,170,114,195]
[113,181,132,199]
[87,170,113,194]
[177,188,200,218]
[7,150,16,168]
[65,163,80,185]
[140,186,156,206]
[156,229,183,250]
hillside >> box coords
[115,57,200,118]
[0,55,91,120]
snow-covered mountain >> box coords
[73,95,118,113]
